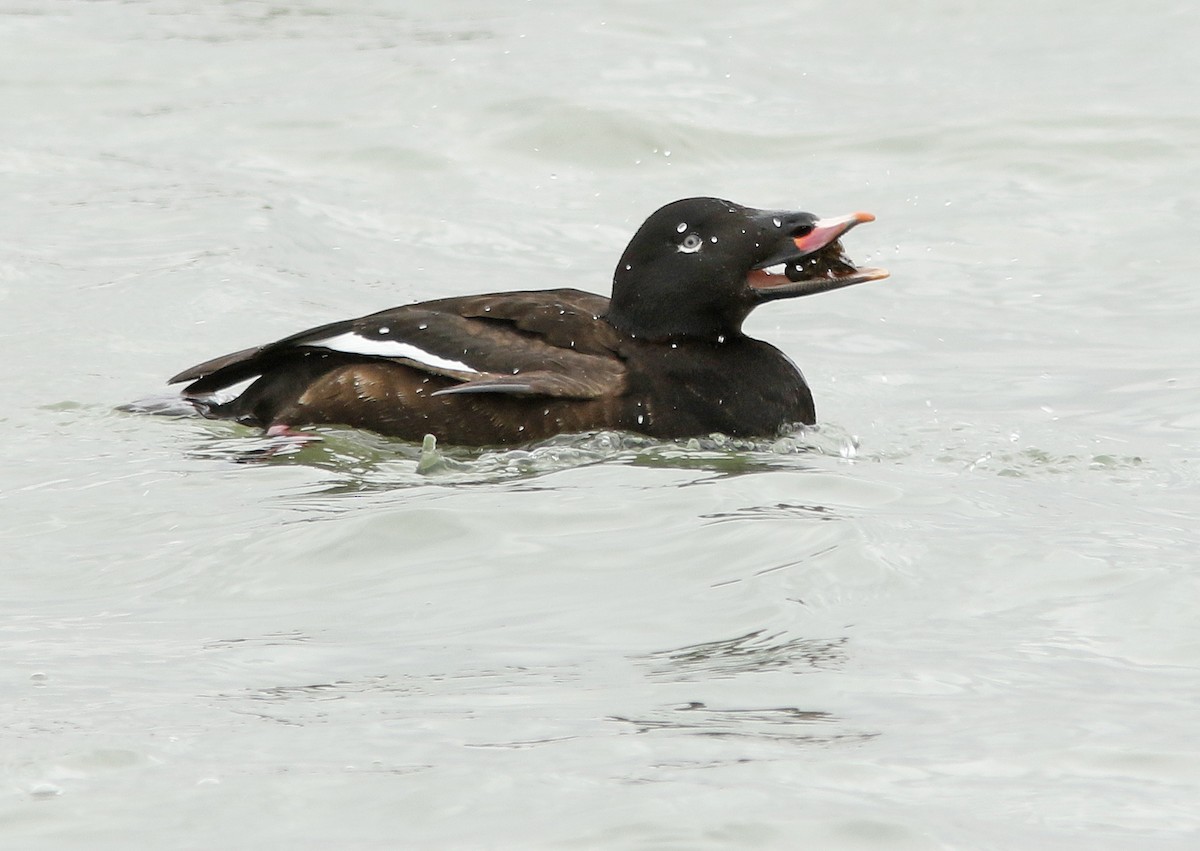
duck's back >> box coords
[172,289,635,445]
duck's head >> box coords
[606,197,888,342]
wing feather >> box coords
[171,289,625,401]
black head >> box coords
[605,197,888,341]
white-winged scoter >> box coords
[170,197,887,445]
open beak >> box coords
[747,211,889,301]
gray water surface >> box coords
[3,2,1199,849]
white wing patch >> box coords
[314,331,479,374]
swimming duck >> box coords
[170,197,887,445]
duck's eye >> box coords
[678,233,703,253]
[793,224,814,238]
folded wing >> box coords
[170,288,625,401]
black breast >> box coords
[618,336,815,439]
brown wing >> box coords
[171,288,626,402]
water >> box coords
[3,1,1199,848]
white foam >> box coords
[314,331,479,373]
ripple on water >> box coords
[168,415,873,490]
[638,629,849,682]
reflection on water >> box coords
[640,630,849,682]
[203,631,312,650]
[154,400,1147,492]
[609,700,873,748]
[169,415,862,489]
[702,502,842,524]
